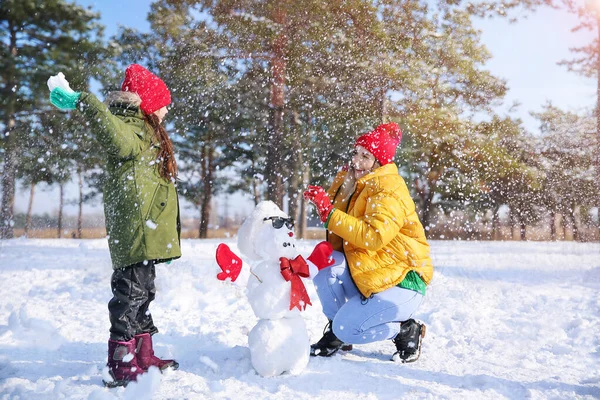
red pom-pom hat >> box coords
[354,122,402,165]
[121,64,171,115]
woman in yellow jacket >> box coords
[304,122,433,362]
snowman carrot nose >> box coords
[288,232,294,237]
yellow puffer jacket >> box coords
[326,163,433,298]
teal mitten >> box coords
[49,87,81,110]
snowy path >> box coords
[0,239,598,399]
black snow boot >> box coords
[310,321,350,357]
[391,319,426,363]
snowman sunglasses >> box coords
[263,216,295,230]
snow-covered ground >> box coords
[0,238,598,399]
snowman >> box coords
[215,201,334,377]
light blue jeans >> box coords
[313,251,424,344]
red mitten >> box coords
[216,243,242,282]
[307,241,334,270]
[303,185,334,223]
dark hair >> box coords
[144,113,178,181]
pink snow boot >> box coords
[103,338,143,388]
[134,333,179,372]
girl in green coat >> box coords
[48,64,181,387]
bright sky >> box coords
[15,0,596,217]
[474,7,596,129]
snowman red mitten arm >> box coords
[303,185,334,225]
[306,241,335,278]
[215,243,243,282]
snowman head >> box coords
[237,201,298,262]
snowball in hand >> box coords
[47,72,75,94]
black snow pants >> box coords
[108,260,159,341]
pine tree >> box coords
[552,0,600,239]
[120,0,532,236]
[0,0,106,238]
[533,103,597,241]
[390,3,507,229]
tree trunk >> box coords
[571,205,579,242]
[0,121,17,239]
[596,21,600,235]
[421,189,434,234]
[297,110,312,239]
[597,208,600,242]
[222,196,229,229]
[419,162,440,232]
[520,220,526,241]
[298,161,310,239]
[199,144,213,239]
[197,206,202,239]
[549,209,556,241]
[414,178,425,221]
[287,111,302,225]
[287,182,299,225]
[57,183,64,238]
[596,208,600,242]
[251,157,260,205]
[77,168,84,239]
[508,208,516,240]
[25,183,36,237]
[560,213,567,240]
[491,204,500,241]
[265,8,287,208]
[0,24,18,239]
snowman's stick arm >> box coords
[250,269,263,283]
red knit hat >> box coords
[355,122,402,165]
[121,64,171,115]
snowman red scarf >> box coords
[279,256,312,311]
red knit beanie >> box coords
[121,64,171,115]
[355,122,402,165]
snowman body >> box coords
[248,316,309,377]
[237,201,315,377]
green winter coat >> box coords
[78,91,181,269]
